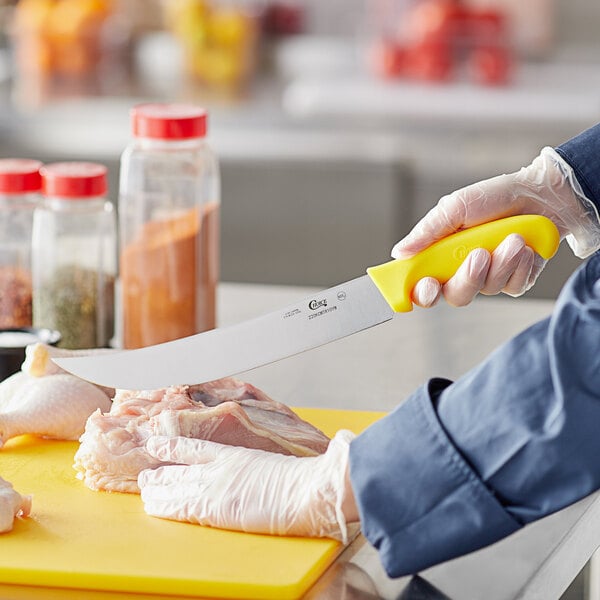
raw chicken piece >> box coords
[0,373,113,448]
[75,379,330,494]
[22,343,115,397]
[74,410,157,493]
[0,343,114,447]
[0,476,31,533]
[159,379,331,455]
[0,372,29,412]
[73,387,182,493]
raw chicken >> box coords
[0,476,31,533]
[170,378,331,455]
[74,387,184,494]
[0,372,112,448]
[22,343,115,397]
[0,371,29,412]
[75,379,331,494]
[0,343,113,448]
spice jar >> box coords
[32,162,116,349]
[0,159,42,329]
[118,103,220,349]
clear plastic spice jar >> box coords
[0,159,42,329]
[32,162,116,349]
[118,103,221,349]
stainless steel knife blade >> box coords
[54,215,560,390]
[54,275,393,389]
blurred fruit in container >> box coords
[468,0,554,59]
[403,40,453,82]
[11,0,54,76]
[405,0,463,45]
[45,0,111,76]
[162,0,259,92]
[10,0,132,104]
[469,45,510,86]
[369,38,404,79]
[464,7,512,85]
[367,0,515,86]
[262,1,304,37]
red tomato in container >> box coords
[470,46,511,85]
[404,41,453,82]
[466,9,507,48]
[370,39,405,79]
[407,0,464,44]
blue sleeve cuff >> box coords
[556,123,600,210]
[438,251,600,524]
[349,379,521,578]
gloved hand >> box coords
[138,430,356,542]
[392,147,600,307]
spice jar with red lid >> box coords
[32,162,116,349]
[118,103,221,349]
[0,158,42,329]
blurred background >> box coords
[0,0,598,299]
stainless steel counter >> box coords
[218,282,598,600]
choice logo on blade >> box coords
[308,299,327,310]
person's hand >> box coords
[392,147,600,307]
[138,430,357,542]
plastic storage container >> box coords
[0,159,42,329]
[118,103,220,349]
[162,0,260,93]
[366,0,514,85]
[32,162,116,349]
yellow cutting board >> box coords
[0,407,385,600]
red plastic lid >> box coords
[131,103,207,140]
[0,159,42,194]
[40,162,108,199]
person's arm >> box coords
[392,124,600,308]
[555,122,600,217]
[137,252,600,577]
[350,250,600,577]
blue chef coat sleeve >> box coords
[556,122,600,210]
[348,122,600,579]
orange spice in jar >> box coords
[118,104,220,349]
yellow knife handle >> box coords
[366,214,560,313]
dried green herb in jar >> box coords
[33,264,114,349]
[0,266,32,328]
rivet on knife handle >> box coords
[366,214,560,313]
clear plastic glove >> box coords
[138,430,356,542]
[391,147,600,307]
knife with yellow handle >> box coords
[368,213,559,312]
[55,215,560,390]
